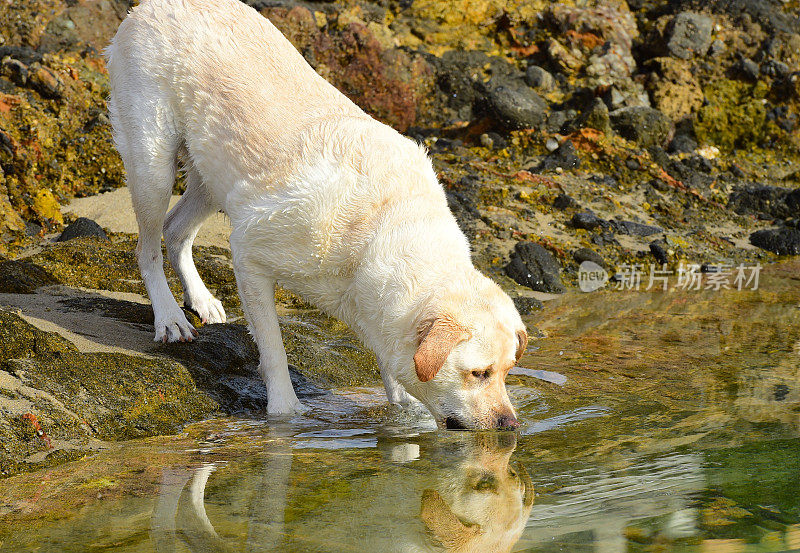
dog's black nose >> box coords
[445,417,467,430]
[496,414,520,430]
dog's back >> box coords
[107,0,373,203]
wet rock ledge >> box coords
[0,236,380,478]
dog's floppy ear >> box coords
[515,329,528,362]
[414,317,470,382]
[420,489,481,549]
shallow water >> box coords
[2,262,800,553]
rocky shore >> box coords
[1,0,799,476]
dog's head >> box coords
[420,433,534,553]
[403,274,528,430]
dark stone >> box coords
[649,240,670,264]
[432,50,519,121]
[1,58,28,86]
[570,211,608,231]
[505,242,565,293]
[524,65,555,91]
[666,12,713,59]
[738,58,760,81]
[591,232,620,248]
[0,260,59,293]
[486,131,508,149]
[750,228,800,255]
[0,46,43,66]
[536,140,581,172]
[610,106,674,148]
[766,105,797,133]
[512,295,544,315]
[728,185,800,221]
[665,0,799,36]
[572,247,606,268]
[553,193,578,210]
[545,110,570,133]
[612,220,663,237]
[774,384,790,401]
[626,159,641,171]
[485,83,548,130]
[25,221,43,237]
[762,59,790,79]
[57,217,109,242]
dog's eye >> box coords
[474,475,498,492]
[471,369,491,380]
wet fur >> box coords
[106,0,527,425]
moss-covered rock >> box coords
[0,308,218,477]
[694,79,770,151]
[0,259,58,293]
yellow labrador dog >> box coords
[106,0,528,429]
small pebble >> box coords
[545,137,559,152]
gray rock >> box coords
[553,193,578,210]
[739,58,760,81]
[762,59,790,79]
[524,65,555,91]
[610,106,673,148]
[57,217,109,242]
[545,110,570,133]
[666,12,713,59]
[668,132,698,153]
[570,212,608,231]
[612,220,663,237]
[486,83,548,130]
[750,228,800,255]
[572,247,606,268]
[505,242,565,293]
[536,140,581,172]
[708,38,726,56]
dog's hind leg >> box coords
[111,91,196,343]
[164,165,226,324]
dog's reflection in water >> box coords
[420,433,534,553]
[153,432,533,553]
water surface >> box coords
[2,262,800,553]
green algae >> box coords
[0,309,218,478]
[694,79,770,152]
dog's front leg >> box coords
[381,370,421,407]
[232,255,304,415]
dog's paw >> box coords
[266,393,307,416]
[154,308,198,343]
[186,294,226,324]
